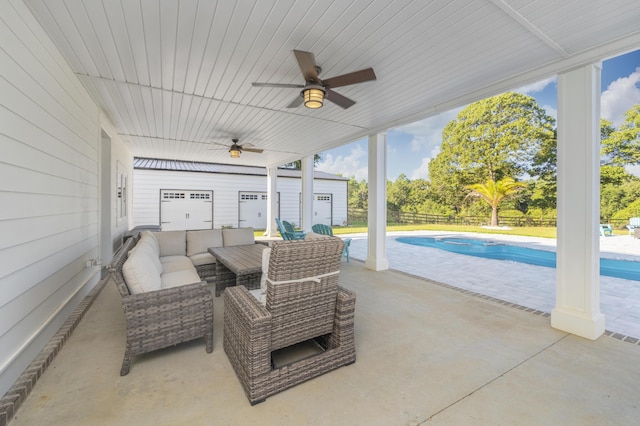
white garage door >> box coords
[160,190,213,231]
[313,194,332,226]
[239,192,279,230]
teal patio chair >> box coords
[275,218,305,240]
[312,223,351,262]
[600,223,613,237]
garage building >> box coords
[132,158,349,231]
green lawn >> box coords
[330,224,558,238]
[264,223,628,239]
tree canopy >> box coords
[428,92,555,212]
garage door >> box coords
[313,194,332,226]
[160,190,213,231]
[239,192,279,230]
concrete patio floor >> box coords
[9,257,640,425]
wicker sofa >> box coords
[223,237,356,405]
[107,227,257,375]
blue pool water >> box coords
[396,237,640,282]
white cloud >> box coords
[542,104,557,121]
[393,108,461,153]
[516,76,556,94]
[410,158,430,180]
[316,144,368,181]
[601,68,640,126]
[410,146,441,180]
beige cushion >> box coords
[187,229,223,256]
[122,249,162,294]
[160,256,194,273]
[130,241,162,274]
[258,248,271,306]
[161,269,201,288]
[153,231,186,256]
[304,231,330,240]
[140,231,160,255]
[222,227,255,247]
[189,252,216,266]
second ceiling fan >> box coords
[252,50,376,109]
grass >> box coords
[331,223,559,238]
[261,224,629,239]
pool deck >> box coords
[346,231,640,340]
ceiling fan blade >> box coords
[241,147,264,154]
[252,82,305,88]
[325,89,356,109]
[287,94,304,108]
[322,68,376,89]
[293,50,319,82]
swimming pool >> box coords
[396,237,640,282]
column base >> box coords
[551,307,605,340]
[365,257,389,271]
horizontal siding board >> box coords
[0,0,102,396]
[0,251,97,337]
[0,224,99,283]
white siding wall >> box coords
[133,170,347,229]
[0,0,129,396]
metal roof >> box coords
[133,158,348,181]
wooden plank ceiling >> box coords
[24,0,640,168]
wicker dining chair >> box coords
[223,237,356,405]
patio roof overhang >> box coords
[23,0,640,168]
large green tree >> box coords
[601,105,640,167]
[429,92,555,212]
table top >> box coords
[209,244,266,275]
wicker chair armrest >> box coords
[224,286,273,377]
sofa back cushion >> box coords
[153,231,186,256]
[222,227,255,247]
[139,230,160,255]
[122,248,162,294]
[187,229,223,256]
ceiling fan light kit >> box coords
[229,145,241,158]
[302,85,326,108]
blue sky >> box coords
[316,49,640,181]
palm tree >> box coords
[465,177,526,227]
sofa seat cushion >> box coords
[122,248,162,294]
[189,252,216,266]
[187,229,223,256]
[222,227,255,246]
[161,269,202,289]
[153,230,187,256]
[160,255,194,273]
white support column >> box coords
[301,155,314,232]
[365,133,389,271]
[264,166,278,237]
[551,63,605,340]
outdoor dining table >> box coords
[209,244,267,296]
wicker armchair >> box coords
[107,236,214,375]
[223,237,356,405]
